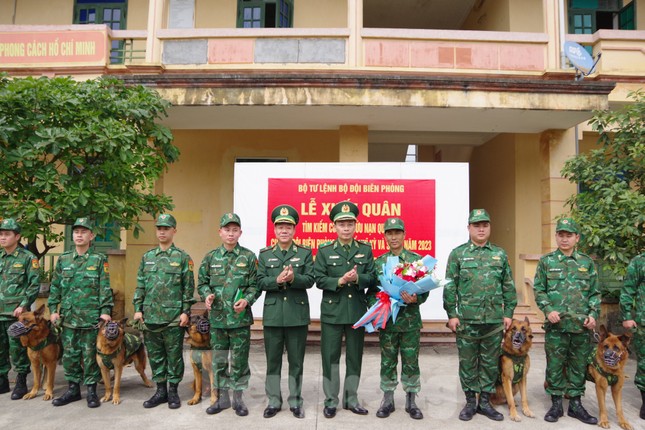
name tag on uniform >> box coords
[578,267,588,272]
[548,268,562,272]
[290,257,300,262]
[211,264,222,268]
[492,256,501,260]
[355,254,364,258]
[87,266,97,271]
[268,258,278,262]
[462,257,474,261]
[170,262,180,267]
[237,263,247,267]
[329,255,340,259]
[12,263,23,268]
[145,261,155,265]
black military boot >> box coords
[0,375,9,394]
[10,373,28,400]
[640,390,645,420]
[143,382,168,408]
[376,391,395,418]
[52,381,82,406]
[458,391,477,421]
[167,382,181,409]
[206,389,231,415]
[544,395,563,422]
[567,396,598,425]
[232,390,248,416]
[477,392,504,421]
[86,383,100,408]
[405,392,423,420]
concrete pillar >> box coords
[347,0,363,67]
[543,0,564,70]
[146,0,165,64]
[339,125,368,161]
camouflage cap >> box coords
[0,218,21,233]
[72,217,93,231]
[155,213,177,228]
[384,217,405,232]
[271,204,299,225]
[556,217,579,234]
[468,209,490,224]
[220,212,242,228]
[329,201,359,222]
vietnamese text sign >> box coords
[0,31,107,66]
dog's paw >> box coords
[522,407,535,418]
[22,392,37,400]
[599,420,611,429]
[43,393,53,401]
[618,421,632,430]
[510,412,521,422]
[187,398,201,406]
[143,380,153,388]
[112,397,121,405]
[101,395,112,403]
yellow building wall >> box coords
[463,0,511,31]
[509,0,543,32]
[295,0,347,28]
[195,0,237,28]
[127,0,149,30]
[1,0,72,25]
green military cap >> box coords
[329,201,359,222]
[220,212,242,227]
[155,213,177,228]
[72,217,93,230]
[556,217,579,234]
[0,218,21,233]
[468,209,490,224]
[271,204,299,225]
[384,217,405,232]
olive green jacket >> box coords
[620,253,644,326]
[0,247,40,321]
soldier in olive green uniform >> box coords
[198,213,260,417]
[49,217,113,408]
[534,217,600,425]
[374,217,426,420]
[621,253,645,420]
[258,205,314,419]
[133,214,195,409]
[443,209,516,422]
[314,201,378,418]
[0,218,40,399]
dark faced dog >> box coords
[185,313,214,406]
[491,317,535,421]
[96,318,152,404]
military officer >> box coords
[258,205,314,419]
[533,217,600,425]
[133,214,195,409]
[621,252,645,420]
[314,201,378,418]
[0,218,40,399]
[49,217,113,408]
[198,213,260,417]
[443,209,516,422]
[374,217,426,420]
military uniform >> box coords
[133,214,195,409]
[258,204,314,418]
[198,213,259,416]
[0,218,40,398]
[48,218,112,407]
[619,253,645,418]
[314,201,378,415]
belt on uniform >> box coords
[454,324,505,341]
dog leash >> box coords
[452,324,505,340]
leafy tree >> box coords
[561,90,645,283]
[0,75,179,259]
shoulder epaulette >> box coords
[356,240,372,247]
[294,243,311,251]
[260,246,273,253]
[319,241,334,248]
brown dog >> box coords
[185,313,214,406]
[587,325,632,430]
[11,304,60,400]
[491,317,535,421]
[96,318,152,404]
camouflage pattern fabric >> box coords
[97,332,142,371]
[0,246,39,377]
[144,325,185,384]
[544,330,592,396]
[61,327,101,385]
[620,253,645,391]
[210,326,251,391]
[455,323,503,393]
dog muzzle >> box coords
[196,318,210,334]
[104,322,121,340]
[603,349,622,367]
[511,331,526,350]
[7,321,32,338]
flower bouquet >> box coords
[353,255,445,333]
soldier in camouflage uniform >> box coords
[620,253,645,420]
[533,217,600,425]
[133,214,195,409]
[314,201,378,418]
[198,213,260,417]
[0,218,40,399]
[258,205,314,419]
[49,217,113,408]
[374,217,426,420]
[443,209,516,422]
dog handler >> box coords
[533,217,600,425]
[133,214,195,409]
[443,209,516,422]
[621,252,645,421]
[374,217,426,420]
[258,205,314,419]
[0,218,40,400]
[49,217,113,408]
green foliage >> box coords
[0,75,179,258]
[561,90,645,283]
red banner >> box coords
[266,178,435,257]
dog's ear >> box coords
[120,317,128,327]
[619,331,632,348]
[97,319,107,329]
[34,304,46,318]
[524,316,530,324]
[598,324,608,341]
